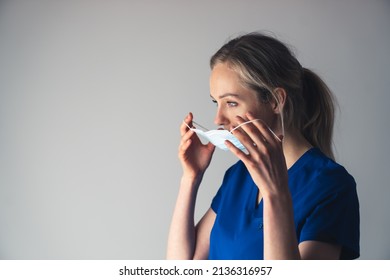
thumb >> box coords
[207,142,216,152]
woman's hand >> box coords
[179,113,215,180]
[225,112,288,197]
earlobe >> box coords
[272,88,287,114]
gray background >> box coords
[0,0,389,259]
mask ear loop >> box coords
[230,119,282,142]
[271,90,284,142]
[270,88,285,142]
[183,120,210,131]
[192,121,209,131]
[183,121,192,130]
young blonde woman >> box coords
[167,32,359,260]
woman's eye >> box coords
[227,101,238,107]
[211,99,218,106]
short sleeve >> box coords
[299,183,360,259]
[211,187,222,214]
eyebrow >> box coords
[210,93,241,100]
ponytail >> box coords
[301,68,335,160]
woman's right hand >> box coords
[179,113,215,180]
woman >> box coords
[167,32,359,260]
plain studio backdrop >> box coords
[0,0,389,259]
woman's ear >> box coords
[272,87,287,114]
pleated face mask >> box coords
[184,119,274,152]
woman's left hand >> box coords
[225,112,289,198]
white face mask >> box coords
[189,126,246,151]
[184,119,281,152]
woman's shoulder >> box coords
[223,159,247,176]
[289,148,356,193]
[219,160,253,189]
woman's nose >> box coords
[214,108,227,126]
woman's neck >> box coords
[282,130,313,169]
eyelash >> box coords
[211,100,238,108]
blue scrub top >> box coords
[209,148,360,259]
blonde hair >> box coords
[210,32,335,159]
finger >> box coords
[246,112,282,143]
[179,137,192,153]
[231,126,262,156]
[180,129,195,146]
[179,130,195,153]
[179,139,194,157]
[181,124,205,151]
[225,139,249,161]
[180,112,193,136]
[205,142,216,154]
[235,115,274,148]
[233,116,267,152]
